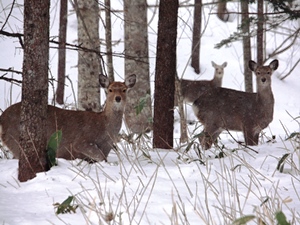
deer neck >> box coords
[102,104,124,132]
[257,86,274,118]
[211,75,222,87]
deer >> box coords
[175,61,227,143]
[192,59,279,150]
[0,74,136,162]
[175,61,227,106]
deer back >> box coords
[176,61,227,104]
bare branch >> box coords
[1,0,16,30]
[0,67,22,75]
[0,74,22,84]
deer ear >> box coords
[222,62,227,68]
[211,61,216,67]
[99,74,110,88]
[269,59,279,71]
[248,60,257,72]
[125,74,136,88]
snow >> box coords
[0,1,300,224]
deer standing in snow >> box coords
[192,59,278,149]
[0,74,136,162]
[175,61,227,143]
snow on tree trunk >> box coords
[76,0,101,112]
[124,0,152,133]
[19,0,50,182]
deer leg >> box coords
[200,126,222,150]
[243,128,259,146]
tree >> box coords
[241,0,253,92]
[153,0,178,149]
[104,0,114,82]
[191,0,202,74]
[18,0,50,182]
[124,0,152,133]
[75,0,102,111]
[56,0,68,104]
[217,0,229,22]
[256,0,264,65]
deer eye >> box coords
[123,89,126,93]
[109,89,113,92]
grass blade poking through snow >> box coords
[47,130,62,168]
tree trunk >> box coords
[241,0,253,92]
[217,0,229,22]
[124,0,152,133]
[76,0,101,111]
[257,0,264,65]
[153,0,178,149]
[19,0,50,182]
[56,0,68,104]
[191,0,202,74]
[105,0,114,82]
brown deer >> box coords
[192,59,278,149]
[175,61,227,105]
[0,74,136,162]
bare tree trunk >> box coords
[75,0,101,111]
[105,0,114,82]
[19,0,50,182]
[217,0,229,22]
[257,0,264,65]
[124,0,152,133]
[153,0,178,149]
[241,0,253,92]
[56,0,68,104]
[191,0,202,74]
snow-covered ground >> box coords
[0,1,299,224]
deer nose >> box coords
[115,96,121,102]
[261,78,266,82]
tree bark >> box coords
[105,0,114,82]
[191,0,202,74]
[56,0,68,104]
[257,0,264,65]
[124,0,152,133]
[241,0,253,92]
[19,0,50,182]
[76,0,101,111]
[217,0,229,22]
[153,0,178,149]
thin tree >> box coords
[124,0,152,133]
[191,0,202,74]
[56,0,68,104]
[104,0,114,82]
[153,0,178,149]
[75,0,101,111]
[19,0,50,182]
[241,0,253,92]
[256,0,264,65]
